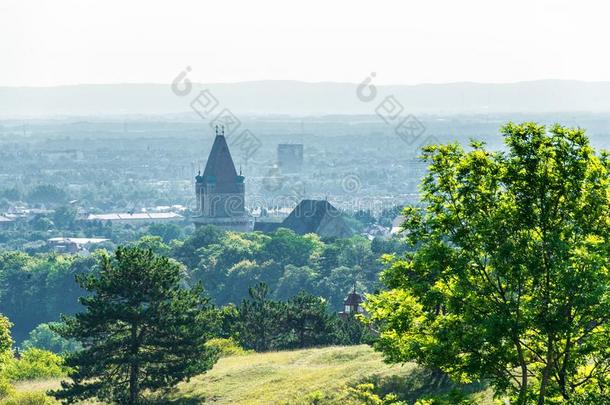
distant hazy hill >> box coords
[2,80,610,117]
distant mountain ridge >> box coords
[2,80,610,118]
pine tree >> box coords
[235,283,286,352]
[50,247,219,404]
[284,291,334,348]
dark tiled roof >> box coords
[253,221,282,233]
[281,200,335,234]
[281,199,352,238]
[253,200,353,238]
[202,135,240,192]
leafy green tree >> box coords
[0,315,13,400]
[0,253,48,343]
[51,247,219,404]
[44,255,96,326]
[53,206,77,229]
[171,225,223,269]
[0,314,12,357]
[22,323,80,354]
[130,235,171,256]
[317,266,363,309]
[221,260,267,304]
[147,223,183,243]
[217,304,239,338]
[260,228,322,267]
[0,253,93,343]
[273,265,318,301]
[365,123,610,403]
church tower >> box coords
[193,125,253,231]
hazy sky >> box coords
[1,0,609,86]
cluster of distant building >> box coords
[84,212,183,223]
[48,237,110,254]
[1,126,406,264]
[192,126,353,238]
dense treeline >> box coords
[0,253,95,342]
[0,226,407,343]
[227,283,373,352]
[1,246,374,403]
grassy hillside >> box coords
[12,345,493,404]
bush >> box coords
[0,376,15,399]
[205,338,252,358]
[0,391,58,404]
[344,383,405,405]
[414,389,473,405]
[3,349,68,382]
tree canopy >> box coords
[51,247,219,404]
[366,123,610,403]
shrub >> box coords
[344,383,405,405]
[0,391,58,404]
[3,349,68,382]
[413,388,476,405]
[205,338,252,358]
[304,390,329,404]
[0,376,15,399]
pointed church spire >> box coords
[203,126,238,187]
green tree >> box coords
[0,188,22,202]
[0,314,12,356]
[274,265,318,300]
[365,123,610,403]
[22,323,80,354]
[30,215,54,231]
[147,223,183,243]
[284,291,334,348]
[51,247,219,404]
[235,283,286,352]
[333,314,375,346]
[130,235,171,256]
[0,315,13,400]
[171,225,223,269]
[261,228,322,267]
[0,253,48,343]
[53,206,77,229]
[317,266,363,309]
[27,184,68,205]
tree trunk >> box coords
[537,335,554,405]
[558,334,571,400]
[515,340,528,405]
[129,325,139,404]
